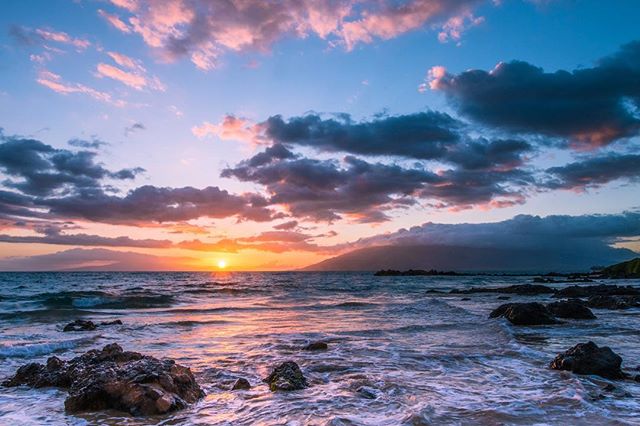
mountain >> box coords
[600,257,640,278]
[302,244,636,273]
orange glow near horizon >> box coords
[217,259,227,269]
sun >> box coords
[216,259,227,269]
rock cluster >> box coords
[550,341,625,379]
[3,343,203,416]
[63,319,123,332]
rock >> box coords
[356,386,378,399]
[2,343,203,416]
[99,319,123,326]
[264,361,308,391]
[461,297,471,301]
[303,341,328,351]
[602,383,616,392]
[489,302,559,325]
[231,378,251,391]
[555,284,640,299]
[550,341,625,379]
[452,284,555,295]
[497,296,510,300]
[586,295,640,310]
[546,300,596,319]
[63,319,97,332]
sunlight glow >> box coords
[217,259,227,269]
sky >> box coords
[0,0,639,271]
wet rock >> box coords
[356,386,378,399]
[586,295,640,310]
[452,284,555,295]
[63,319,97,332]
[489,302,559,325]
[550,341,625,379]
[231,378,251,391]
[602,383,616,392]
[2,343,203,416]
[497,296,510,300]
[546,300,596,319]
[554,284,640,299]
[303,341,328,351]
[264,361,308,391]
[461,297,471,301]
[99,319,123,326]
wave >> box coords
[37,291,175,309]
[0,335,99,359]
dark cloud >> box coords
[430,41,640,147]
[124,122,146,136]
[0,135,143,197]
[273,220,298,230]
[545,153,640,190]
[222,147,531,222]
[68,138,108,149]
[354,211,640,251]
[0,232,172,249]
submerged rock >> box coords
[2,343,203,416]
[231,378,251,391]
[264,361,308,391]
[489,302,559,325]
[303,341,328,351]
[546,300,596,319]
[586,295,640,310]
[550,341,625,379]
[62,319,122,332]
[63,319,97,332]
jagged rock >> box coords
[303,341,328,351]
[586,295,640,310]
[550,341,625,379]
[2,343,203,416]
[100,319,123,326]
[546,300,596,319]
[63,319,97,332]
[489,302,559,325]
[264,361,308,391]
[231,378,251,390]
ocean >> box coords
[0,272,638,425]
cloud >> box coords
[0,248,197,271]
[124,122,146,136]
[96,53,165,91]
[545,153,640,190]
[98,9,132,33]
[427,41,640,147]
[36,70,126,107]
[0,231,172,249]
[352,211,640,252]
[9,26,90,50]
[221,145,530,222]
[68,138,108,150]
[273,220,298,230]
[192,116,263,143]
[108,0,484,70]
[0,134,143,197]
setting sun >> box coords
[217,259,227,269]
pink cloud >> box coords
[192,116,265,144]
[108,0,483,70]
[98,9,132,33]
[95,52,165,91]
[35,28,90,50]
[36,70,126,107]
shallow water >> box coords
[0,272,639,425]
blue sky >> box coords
[0,0,639,270]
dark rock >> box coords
[231,378,251,391]
[99,319,123,326]
[550,341,625,379]
[497,296,510,300]
[3,343,203,416]
[586,295,640,310]
[63,319,97,332]
[303,341,328,351]
[452,284,555,295]
[555,284,640,299]
[489,302,559,325]
[374,269,462,276]
[264,361,308,391]
[461,297,471,301]
[599,258,640,279]
[546,300,596,319]
[356,386,379,399]
[602,383,616,392]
